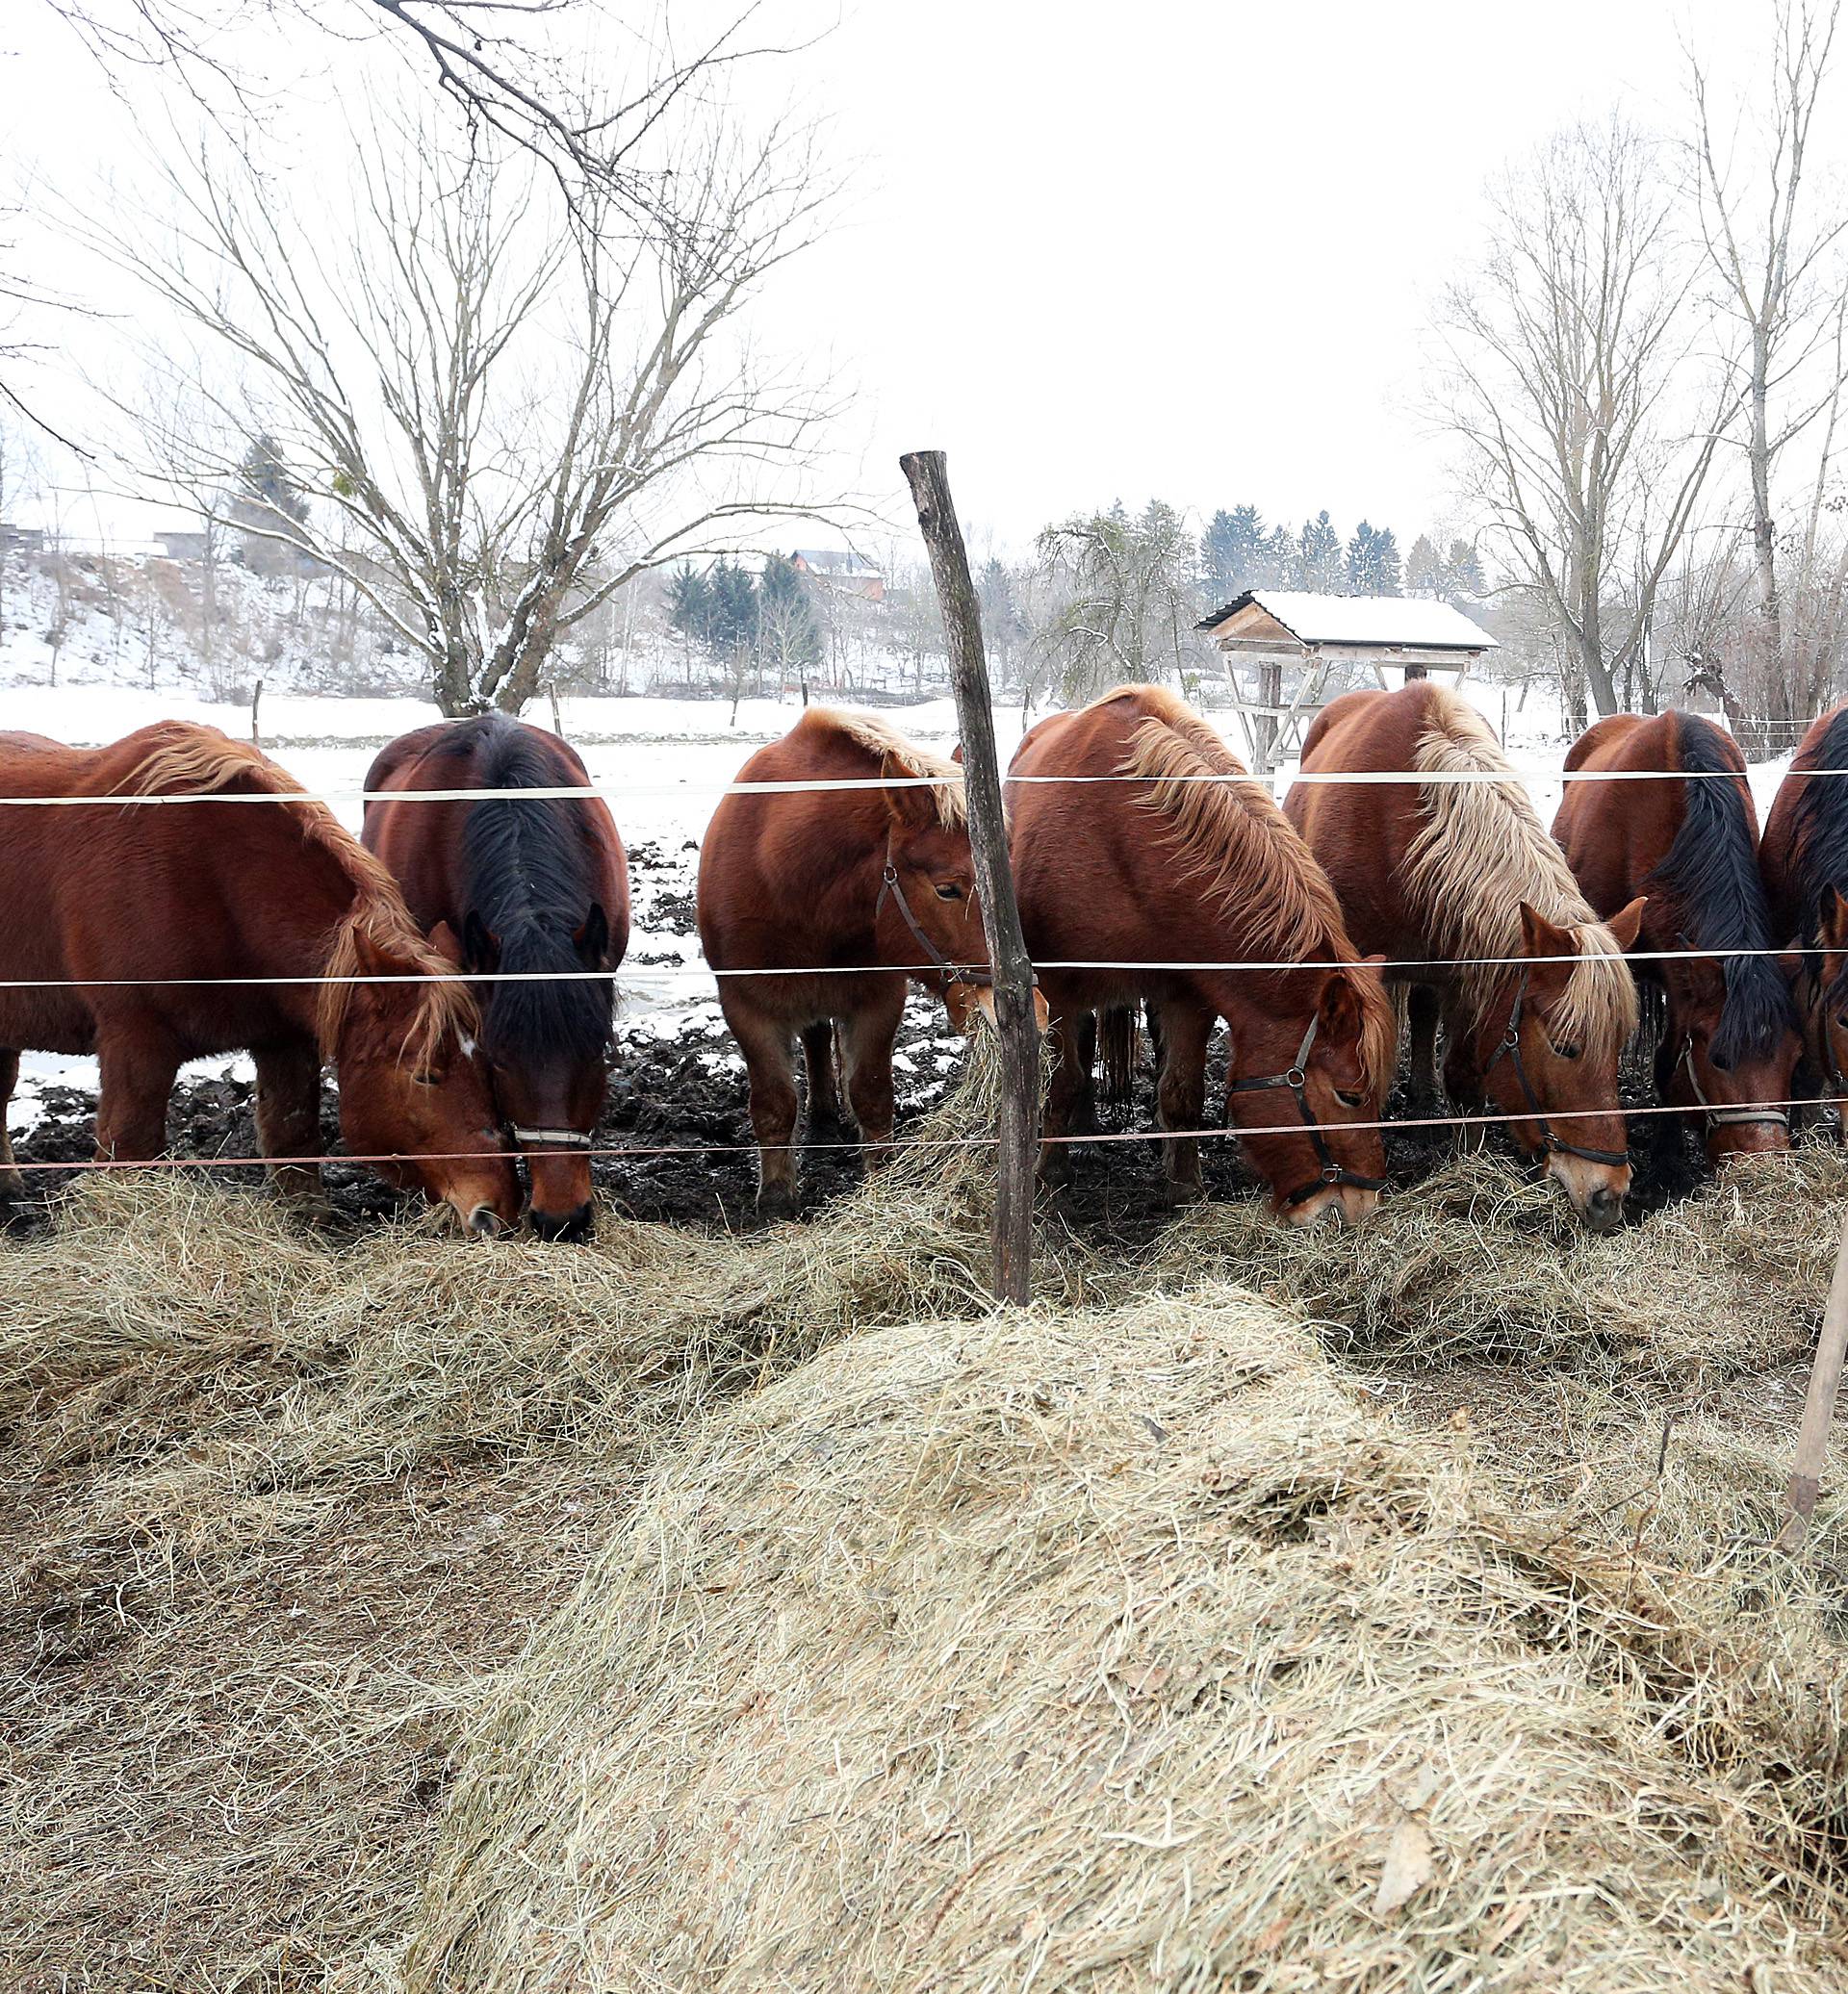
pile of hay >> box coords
[402,1287,1848,1993]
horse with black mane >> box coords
[1554,710,1800,1163]
[1760,701,1848,1105]
[364,713,629,1240]
[0,723,520,1232]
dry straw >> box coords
[10,1058,1848,1989]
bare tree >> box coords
[1431,116,1730,720]
[77,106,842,713]
[1688,1,1848,729]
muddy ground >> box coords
[0,839,1789,1242]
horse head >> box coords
[1659,943,1801,1163]
[876,752,1003,1032]
[1224,959,1391,1227]
[328,919,521,1236]
[1469,898,1644,1233]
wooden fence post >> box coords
[1781,1207,1848,1545]
[900,449,1040,1306]
[250,678,264,749]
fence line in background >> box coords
[0,761,1840,809]
[9,1089,1841,1178]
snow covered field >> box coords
[0,680,1794,1138]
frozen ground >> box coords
[0,680,1791,1141]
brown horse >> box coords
[1554,711,1799,1163]
[0,723,520,1231]
[364,714,629,1240]
[1009,685,1395,1223]
[697,708,1000,1216]
[1761,701,1848,1097]
[1287,683,1643,1231]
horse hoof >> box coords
[1161,1178,1205,1212]
[0,1171,24,1205]
[756,1183,799,1222]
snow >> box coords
[1215,590,1499,652]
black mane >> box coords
[458,713,614,1064]
[1792,704,1848,949]
[1647,711,1795,1065]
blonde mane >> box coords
[1111,686,1396,1088]
[119,724,476,1070]
[808,708,968,830]
[1401,689,1637,1060]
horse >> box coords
[0,723,521,1233]
[1008,685,1396,1224]
[1760,701,1848,1101]
[1553,710,1800,1163]
[363,714,629,1241]
[1286,683,1644,1232]
[697,707,1002,1217]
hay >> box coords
[401,1288,1848,1992]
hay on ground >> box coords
[401,1288,1848,1993]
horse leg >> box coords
[1439,994,1487,1152]
[840,983,907,1170]
[0,1049,22,1200]
[1154,998,1213,1206]
[94,1023,181,1164]
[1039,1006,1087,1191]
[254,1038,332,1220]
[1069,1011,1100,1135]
[1406,985,1441,1115]
[730,1006,801,1219]
[802,1020,843,1138]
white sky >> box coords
[0,0,1806,555]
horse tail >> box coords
[1098,1005,1140,1104]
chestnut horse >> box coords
[1009,685,1395,1223]
[1761,701,1848,1097]
[0,724,520,1231]
[364,714,629,1241]
[1287,684,1643,1231]
[1554,710,1799,1163]
[698,708,999,1216]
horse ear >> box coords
[427,919,466,969]
[462,910,500,972]
[349,923,406,981]
[950,743,965,765]
[1820,883,1848,952]
[1606,895,1648,952]
[1517,901,1573,960]
[881,750,937,834]
[1314,970,1371,1088]
[575,901,609,967]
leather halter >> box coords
[1672,1038,1790,1138]
[877,864,998,995]
[1479,968,1630,1170]
[509,1124,593,1149]
[1226,1013,1389,1211]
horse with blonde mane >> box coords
[1287,683,1643,1232]
[698,708,1004,1217]
[1009,685,1395,1224]
[0,723,520,1232]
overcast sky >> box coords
[0,0,1809,554]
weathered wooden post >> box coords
[900,449,1040,1306]
[1780,1208,1848,1545]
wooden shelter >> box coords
[1196,590,1498,773]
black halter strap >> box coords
[1226,1013,1389,1211]
[876,864,1000,995]
[1673,1037,1790,1138]
[1480,968,1630,1169]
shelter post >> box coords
[900,448,1040,1306]
[1781,1206,1848,1545]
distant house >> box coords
[791,548,885,601]
[0,524,45,557]
[156,529,212,563]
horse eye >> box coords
[413,1071,441,1088]
[1335,1087,1365,1109]
[934,882,963,901]
[1553,1041,1581,1061]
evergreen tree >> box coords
[976,556,1026,679]
[1265,524,1298,587]
[1200,503,1267,601]
[1406,533,1442,596]
[1372,526,1402,596]
[757,552,821,673]
[1446,538,1487,596]
[1297,510,1345,591]
[237,432,309,526]
[665,564,711,650]
[705,558,759,658]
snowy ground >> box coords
[0,678,1792,1139]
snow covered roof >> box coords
[1198,590,1498,652]
[792,548,883,579]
